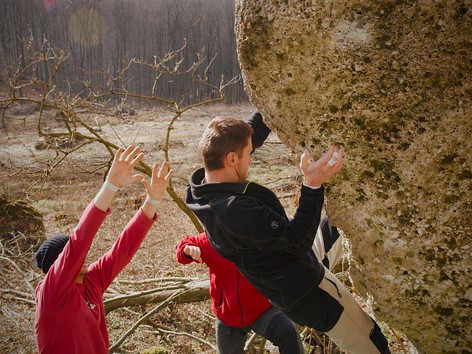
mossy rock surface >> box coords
[235,1,472,353]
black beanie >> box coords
[35,234,70,274]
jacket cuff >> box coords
[301,183,325,195]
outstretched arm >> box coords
[224,146,344,254]
[94,145,145,211]
[87,157,173,293]
[38,145,146,304]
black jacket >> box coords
[185,112,326,311]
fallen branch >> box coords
[115,276,198,285]
[104,279,210,314]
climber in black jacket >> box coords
[186,111,390,354]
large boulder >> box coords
[235,1,471,353]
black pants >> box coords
[215,306,304,354]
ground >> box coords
[0,103,411,353]
[0,103,302,353]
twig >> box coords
[24,277,36,294]
[144,326,217,351]
[264,174,303,185]
[115,276,198,285]
[197,308,215,322]
[0,255,23,273]
[388,324,409,353]
[257,337,267,354]
[108,288,187,352]
[2,294,36,306]
[1,306,20,328]
[0,289,33,299]
[244,332,258,350]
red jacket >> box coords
[35,202,156,354]
[176,233,271,328]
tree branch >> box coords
[104,279,210,314]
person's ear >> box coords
[225,152,237,167]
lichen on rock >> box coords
[235,1,472,352]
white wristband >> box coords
[104,180,119,192]
[145,195,160,205]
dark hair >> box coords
[200,118,253,170]
[35,234,70,274]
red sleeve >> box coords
[38,202,109,307]
[175,233,207,264]
[86,208,157,294]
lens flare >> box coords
[68,8,107,47]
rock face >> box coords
[235,1,471,353]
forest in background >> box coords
[0,0,247,104]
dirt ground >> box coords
[0,103,412,353]
[0,103,304,353]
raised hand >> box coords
[142,161,173,201]
[94,145,145,211]
[300,145,344,188]
[107,145,145,188]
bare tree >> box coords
[1,37,239,232]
